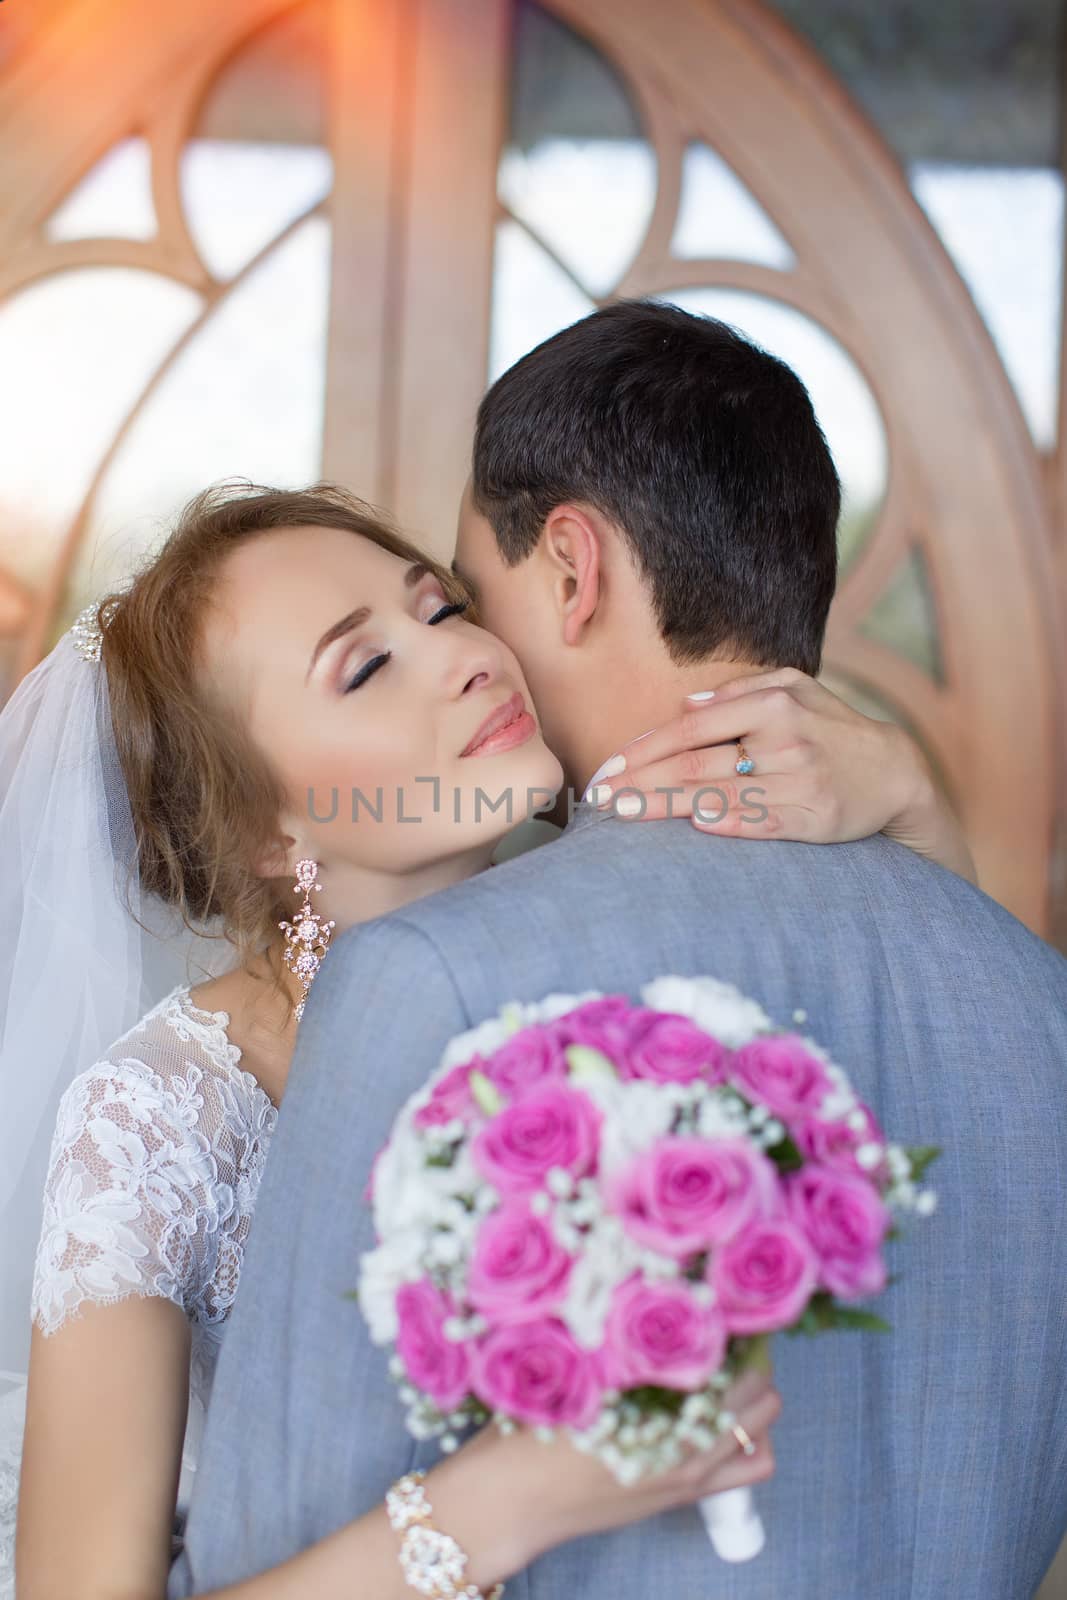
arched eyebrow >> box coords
[305,562,434,682]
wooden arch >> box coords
[541,0,1063,935]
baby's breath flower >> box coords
[428,1233,462,1265]
[887,1146,911,1179]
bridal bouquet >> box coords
[357,977,938,1561]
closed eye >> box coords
[344,653,390,693]
[343,600,470,692]
[427,601,469,625]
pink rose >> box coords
[551,996,637,1069]
[484,1027,568,1099]
[608,1137,781,1258]
[395,1279,470,1411]
[466,1202,573,1323]
[414,1061,477,1129]
[710,1218,818,1333]
[621,1012,730,1086]
[471,1317,601,1428]
[472,1084,601,1194]
[730,1034,832,1120]
[791,1101,888,1182]
[599,1275,728,1391]
[786,1167,891,1300]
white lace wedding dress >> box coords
[0,983,278,1599]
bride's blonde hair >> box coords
[95,481,468,1016]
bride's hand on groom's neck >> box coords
[584,667,977,885]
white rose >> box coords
[559,1224,640,1350]
[596,1081,676,1178]
[640,975,772,1046]
[358,1231,425,1344]
[523,990,604,1025]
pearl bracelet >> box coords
[385,1470,505,1600]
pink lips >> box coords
[460,691,536,759]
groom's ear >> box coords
[541,503,603,647]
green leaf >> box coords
[620,1385,686,1415]
[341,1289,361,1302]
[469,1069,504,1117]
[766,1133,804,1174]
[831,1307,892,1332]
[732,1333,773,1373]
[808,1292,838,1329]
[904,1145,942,1182]
[565,1045,619,1085]
[785,1292,891,1337]
[784,1293,834,1336]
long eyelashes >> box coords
[343,599,470,692]
[344,652,391,692]
[427,601,469,625]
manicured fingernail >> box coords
[692,802,721,826]
[686,690,716,701]
[616,795,643,817]
[587,784,613,808]
[600,753,626,778]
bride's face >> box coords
[200,524,563,899]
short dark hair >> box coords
[471,300,841,675]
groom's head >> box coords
[455,300,840,786]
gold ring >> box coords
[731,1422,757,1457]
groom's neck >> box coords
[560,656,760,796]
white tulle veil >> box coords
[0,604,235,1397]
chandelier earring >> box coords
[278,859,336,1021]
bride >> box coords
[0,481,973,1599]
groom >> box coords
[168,303,1067,1598]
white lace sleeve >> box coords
[30,1052,224,1336]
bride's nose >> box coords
[436,628,500,701]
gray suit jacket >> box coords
[168,807,1067,1599]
